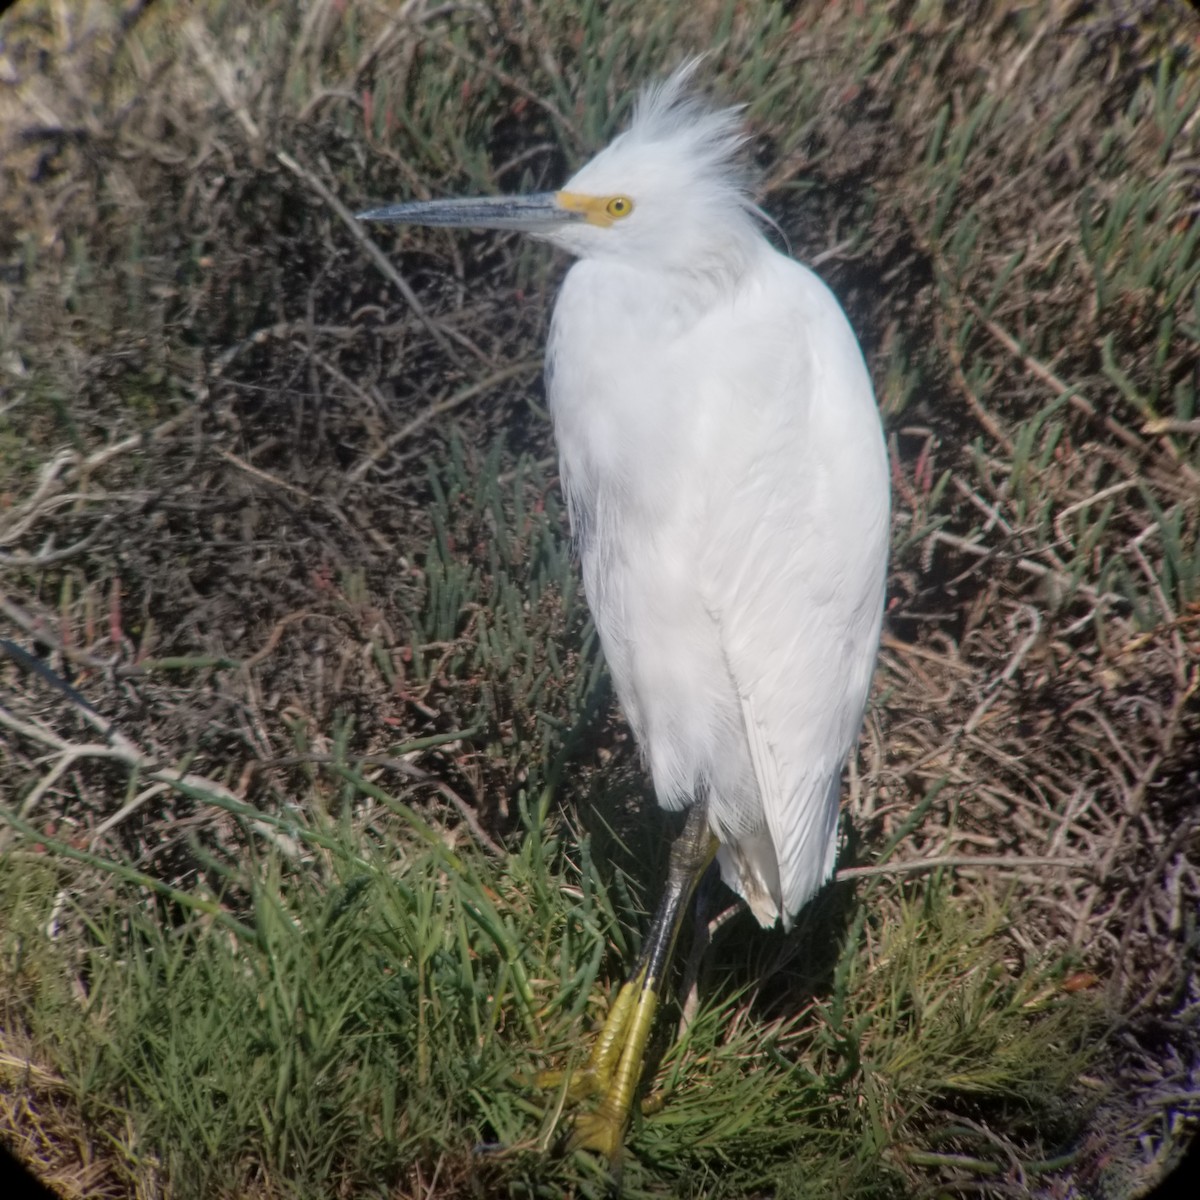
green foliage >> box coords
[0,837,1100,1199]
[2,0,1196,1197]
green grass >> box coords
[0,813,1100,1199]
[1,0,1197,1196]
[0,443,1106,1195]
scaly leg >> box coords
[547,799,718,1163]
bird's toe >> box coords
[534,1063,607,1104]
[567,1102,628,1166]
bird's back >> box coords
[548,241,889,926]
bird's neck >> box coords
[578,241,766,328]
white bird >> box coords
[359,62,890,1160]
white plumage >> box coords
[358,63,891,1152]
[360,62,889,928]
[541,70,890,926]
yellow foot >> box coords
[535,1063,605,1105]
[536,979,637,1101]
[567,1100,628,1164]
[536,802,718,1165]
[537,976,661,1163]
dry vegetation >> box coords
[1,1,1198,1198]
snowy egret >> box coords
[359,63,890,1159]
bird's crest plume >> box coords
[619,58,755,212]
[545,59,767,273]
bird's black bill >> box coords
[356,193,579,231]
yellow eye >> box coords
[605,195,634,219]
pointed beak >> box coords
[356,192,584,233]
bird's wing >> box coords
[698,263,889,922]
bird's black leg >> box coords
[557,798,718,1162]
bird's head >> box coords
[358,61,764,277]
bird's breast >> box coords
[548,264,700,533]
[546,260,778,539]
